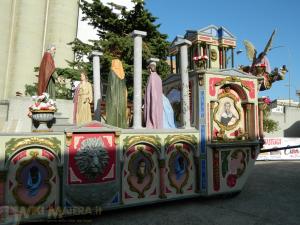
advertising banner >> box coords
[257,137,300,160]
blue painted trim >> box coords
[200,125,206,154]
[200,91,205,119]
[111,192,120,204]
[201,159,207,191]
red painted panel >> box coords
[12,151,27,164]
[241,80,255,99]
[209,78,223,96]
[42,150,54,161]
[68,133,116,184]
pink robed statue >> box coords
[144,62,163,129]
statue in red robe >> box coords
[37,45,57,99]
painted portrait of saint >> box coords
[136,159,147,184]
[26,166,42,197]
[126,147,155,198]
[220,101,237,126]
[175,155,186,180]
[167,148,190,194]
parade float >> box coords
[0,25,286,223]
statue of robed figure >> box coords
[73,71,93,125]
[106,58,128,128]
[144,61,163,129]
[37,45,57,99]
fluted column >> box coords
[131,30,147,129]
[175,39,192,128]
[231,48,234,68]
[258,100,266,139]
[92,51,103,121]
[245,103,252,139]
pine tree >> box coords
[69,0,170,100]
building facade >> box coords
[266,99,300,138]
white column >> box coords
[175,39,192,128]
[92,51,103,121]
[131,30,147,129]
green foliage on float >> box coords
[69,0,170,100]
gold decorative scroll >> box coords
[123,135,162,152]
[5,137,61,160]
[215,76,251,92]
[165,135,197,151]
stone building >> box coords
[0,0,79,100]
[265,99,300,138]
[0,0,79,132]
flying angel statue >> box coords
[241,30,287,91]
[243,30,276,75]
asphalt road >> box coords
[26,161,300,225]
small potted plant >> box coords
[28,93,57,132]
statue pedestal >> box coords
[31,110,55,132]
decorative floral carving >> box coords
[5,137,61,161]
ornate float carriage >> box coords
[0,25,280,222]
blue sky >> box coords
[145,0,300,101]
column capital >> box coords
[243,103,252,110]
[174,39,192,47]
[147,58,159,63]
[210,101,217,109]
[131,30,147,37]
[92,51,103,56]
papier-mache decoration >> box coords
[28,93,57,118]
[193,55,209,69]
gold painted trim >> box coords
[32,130,53,133]
[65,132,73,147]
[165,134,197,151]
[215,76,252,92]
[115,131,121,145]
[30,110,56,113]
[6,137,61,156]
[123,135,161,152]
